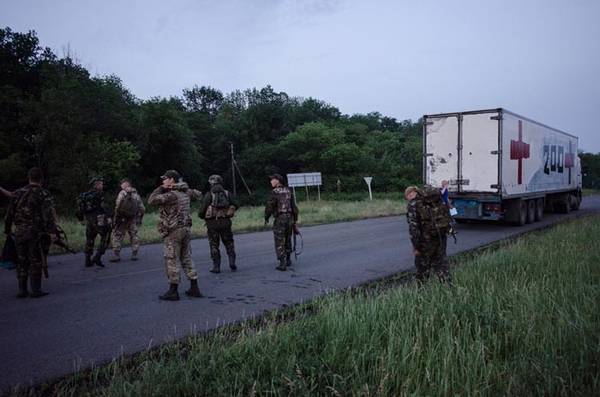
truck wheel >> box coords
[570,194,580,211]
[535,198,544,221]
[517,200,527,226]
[527,200,536,223]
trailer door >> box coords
[461,112,500,193]
[425,115,459,190]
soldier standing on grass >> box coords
[4,167,58,298]
[148,170,203,301]
[109,179,145,262]
[405,186,452,285]
[198,174,238,273]
[264,174,298,271]
[76,177,112,268]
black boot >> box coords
[276,259,287,271]
[228,253,237,272]
[185,279,203,298]
[17,278,28,298]
[30,275,49,298]
[85,254,93,268]
[92,253,105,268]
[286,253,292,267]
[159,284,179,301]
[210,259,221,274]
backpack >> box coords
[416,186,451,237]
[118,192,138,219]
[211,191,230,209]
[205,190,234,219]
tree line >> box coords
[0,27,424,212]
[2,27,599,213]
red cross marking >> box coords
[510,120,530,185]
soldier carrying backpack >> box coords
[405,185,452,285]
[109,179,145,263]
[198,174,238,273]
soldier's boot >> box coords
[209,259,221,274]
[92,252,105,268]
[17,277,29,298]
[159,284,179,301]
[109,251,121,263]
[131,250,139,261]
[276,259,287,271]
[228,253,237,272]
[29,275,49,298]
[85,254,93,268]
[286,253,292,267]
[185,279,203,298]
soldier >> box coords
[76,177,112,268]
[148,170,203,301]
[264,174,299,271]
[198,174,238,273]
[109,179,145,262]
[405,186,452,285]
[4,167,58,298]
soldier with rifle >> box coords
[76,177,112,268]
[4,167,58,298]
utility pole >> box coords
[229,141,236,197]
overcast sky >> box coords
[2,0,599,152]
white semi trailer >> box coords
[423,108,582,225]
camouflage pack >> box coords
[118,192,138,219]
[415,186,451,237]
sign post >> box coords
[287,172,322,202]
[363,177,373,201]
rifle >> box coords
[40,225,76,278]
[292,223,303,260]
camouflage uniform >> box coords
[265,183,298,270]
[148,182,201,284]
[4,184,58,297]
[111,188,145,258]
[198,184,238,272]
[406,194,451,284]
[76,189,112,267]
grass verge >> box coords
[19,215,600,396]
[56,198,405,253]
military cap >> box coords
[208,174,223,185]
[269,174,285,183]
[161,170,181,181]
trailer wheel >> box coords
[570,193,581,211]
[517,200,527,226]
[526,200,536,223]
[535,198,544,221]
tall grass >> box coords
[56,198,406,252]
[26,215,600,396]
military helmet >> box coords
[269,173,285,184]
[208,174,223,185]
[89,176,104,186]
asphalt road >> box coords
[1,195,599,392]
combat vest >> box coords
[155,183,195,237]
[77,190,106,219]
[273,186,293,215]
[415,186,452,237]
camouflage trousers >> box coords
[85,218,111,259]
[205,218,235,263]
[415,234,451,284]
[163,227,198,284]
[273,214,293,261]
[15,236,43,280]
[112,218,140,254]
